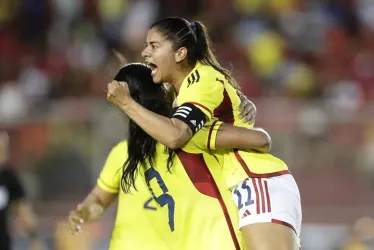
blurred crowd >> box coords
[0,1,374,249]
[0,0,373,193]
[0,0,374,122]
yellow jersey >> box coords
[176,62,290,188]
[98,141,173,250]
[98,140,245,250]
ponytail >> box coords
[191,21,240,90]
[151,17,240,90]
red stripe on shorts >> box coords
[251,178,260,214]
[264,180,271,213]
[257,179,266,213]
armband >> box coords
[172,103,208,134]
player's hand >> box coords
[107,80,132,108]
[68,204,88,235]
[237,90,256,124]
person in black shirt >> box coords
[0,131,44,250]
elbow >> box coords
[166,136,185,149]
[164,122,192,149]
[255,128,272,152]
[164,133,186,149]
[167,143,181,150]
[261,134,271,149]
[262,143,272,153]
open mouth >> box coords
[147,63,158,76]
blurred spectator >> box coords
[0,0,21,25]
[34,124,92,201]
[51,0,83,22]
[0,82,27,123]
[0,131,44,250]
[0,0,372,104]
[356,124,374,185]
[0,1,373,249]
[18,56,50,104]
[121,0,159,53]
[342,217,374,250]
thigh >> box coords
[241,222,299,250]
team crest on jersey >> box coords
[0,186,9,210]
[187,70,200,87]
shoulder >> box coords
[182,64,223,91]
[197,63,221,76]
[102,141,128,173]
[195,63,221,83]
[106,140,128,161]
[112,140,128,151]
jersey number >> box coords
[233,180,254,209]
[145,168,175,232]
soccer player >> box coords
[107,17,301,250]
[70,63,269,249]
[0,131,44,250]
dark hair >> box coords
[114,63,174,193]
[151,17,240,89]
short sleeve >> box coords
[207,121,223,151]
[97,141,127,194]
[178,69,224,121]
[5,169,25,201]
[180,120,224,154]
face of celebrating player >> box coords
[142,17,200,89]
[142,28,175,84]
[141,17,241,92]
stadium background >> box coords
[0,0,374,249]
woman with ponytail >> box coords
[69,63,272,250]
[107,17,302,250]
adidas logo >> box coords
[190,120,196,126]
[242,210,251,218]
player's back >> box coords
[98,141,173,250]
[147,144,245,250]
[110,181,174,249]
[99,141,245,250]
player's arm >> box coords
[108,77,256,149]
[216,125,271,153]
[107,81,218,149]
[68,186,117,234]
[12,200,44,250]
[114,98,195,149]
[209,122,271,153]
[108,75,223,149]
[116,99,257,150]
[7,169,44,250]
[68,141,125,233]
